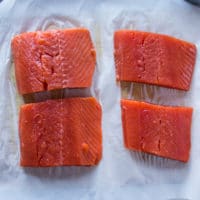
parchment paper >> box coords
[0,0,200,199]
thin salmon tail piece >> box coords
[19,97,102,167]
[12,28,96,95]
[121,99,193,162]
[114,30,197,91]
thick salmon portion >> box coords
[121,99,193,162]
[12,28,96,94]
[19,97,102,167]
[114,30,196,90]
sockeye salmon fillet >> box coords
[121,99,193,162]
[12,28,96,94]
[19,97,102,167]
[114,30,197,91]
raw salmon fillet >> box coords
[12,28,96,94]
[114,30,197,90]
[121,99,193,162]
[19,97,102,167]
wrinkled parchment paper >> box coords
[0,0,200,199]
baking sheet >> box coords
[0,0,200,199]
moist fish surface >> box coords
[121,99,193,162]
[12,28,96,94]
[19,97,102,167]
[114,30,196,91]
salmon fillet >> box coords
[12,28,96,94]
[121,99,193,162]
[114,30,196,90]
[19,97,102,167]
